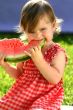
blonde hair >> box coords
[18,0,63,36]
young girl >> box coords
[0,0,67,110]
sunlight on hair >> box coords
[20,33,27,41]
[56,18,64,33]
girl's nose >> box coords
[36,31,42,39]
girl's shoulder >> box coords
[47,42,66,54]
[44,43,68,64]
[42,41,64,54]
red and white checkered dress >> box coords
[0,43,67,110]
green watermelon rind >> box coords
[4,38,46,63]
[5,55,30,63]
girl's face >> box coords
[25,15,56,43]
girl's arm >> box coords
[31,48,66,84]
[1,62,23,79]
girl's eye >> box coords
[40,28,46,32]
[31,32,35,34]
[28,32,35,36]
[30,32,35,34]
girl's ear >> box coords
[52,20,57,32]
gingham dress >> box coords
[0,43,67,110]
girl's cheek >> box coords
[28,34,32,38]
[42,32,46,36]
[27,35,33,41]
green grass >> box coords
[54,34,73,105]
[0,33,73,105]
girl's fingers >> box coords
[32,47,38,51]
[23,46,41,57]
[24,51,31,57]
[38,45,41,50]
[0,53,6,65]
[30,48,35,51]
[30,46,41,52]
[0,53,4,60]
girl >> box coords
[0,0,67,110]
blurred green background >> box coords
[0,33,73,106]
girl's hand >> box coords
[0,53,6,66]
[24,46,44,64]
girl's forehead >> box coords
[36,15,50,27]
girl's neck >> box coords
[42,40,54,53]
[45,40,54,46]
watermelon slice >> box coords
[0,38,45,63]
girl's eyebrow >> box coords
[39,27,47,31]
[30,28,46,33]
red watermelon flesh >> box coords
[0,38,25,55]
[0,38,45,62]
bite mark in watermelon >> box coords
[0,38,45,63]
